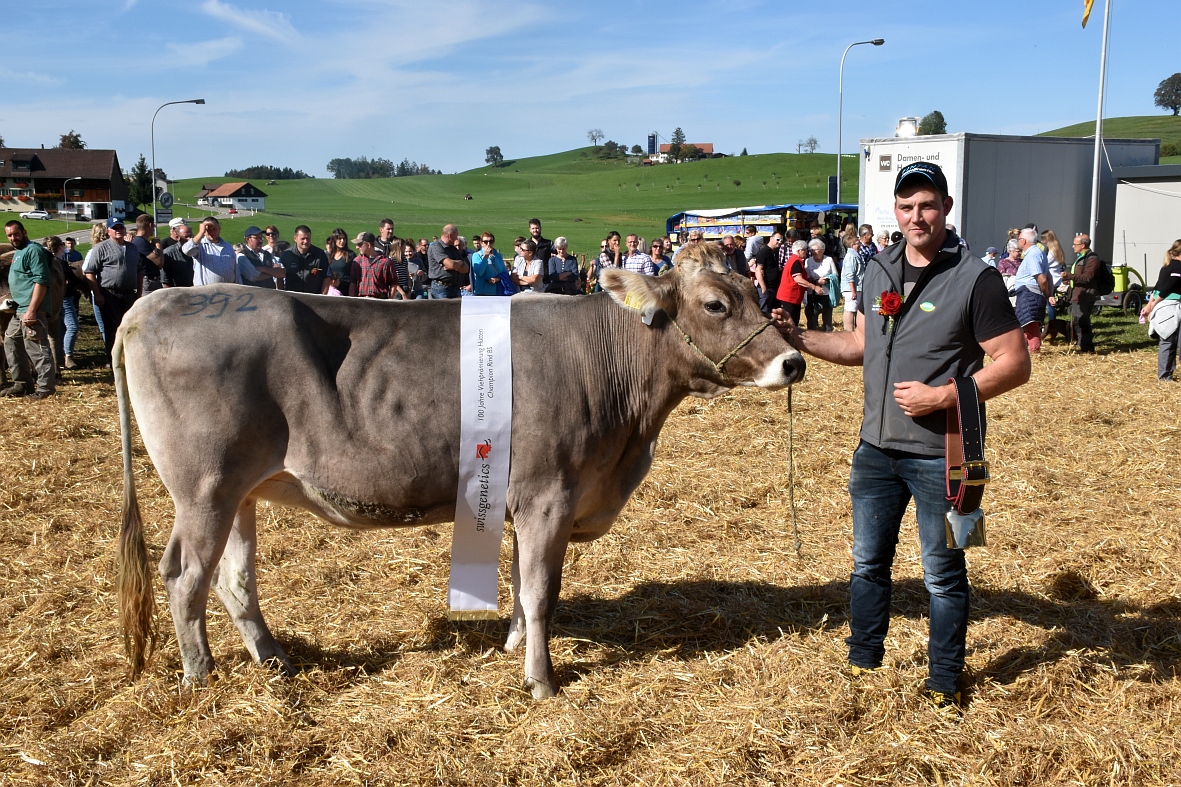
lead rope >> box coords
[787,386,801,558]
[669,318,774,382]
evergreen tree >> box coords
[918,111,948,135]
[127,154,153,210]
[668,127,686,162]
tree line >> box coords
[326,157,441,179]
[224,165,311,180]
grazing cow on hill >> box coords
[115,243,805,698]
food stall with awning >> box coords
[665,203,858,249]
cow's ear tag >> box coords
[623,290,644,311]
[641,306,656,326]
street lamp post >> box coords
[837,38,884,205]
[62,176,82,232]
[151,98,205,225]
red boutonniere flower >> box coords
[879,290,903,316]
[875,290,904,333]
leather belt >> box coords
[945,377,988,515]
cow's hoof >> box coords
[524,676,557,699]
[504,626,524,653]
[180,670,217,688]
[261,654,295,677]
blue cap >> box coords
[107,217,126,228]
[986,246,997,255]
[894,161,949,197]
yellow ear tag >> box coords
[623,291,645,311]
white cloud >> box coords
[201,0,298,42]
[165,36,244,68]
[0,68,63,86]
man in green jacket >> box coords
[2,220,56,399]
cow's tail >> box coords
[113,327,156,678]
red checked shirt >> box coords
[351,253,393,298]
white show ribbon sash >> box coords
[448,296,513,620]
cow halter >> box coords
[669,316,774,382]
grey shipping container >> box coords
[857,133,1159,263]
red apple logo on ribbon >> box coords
[475,440,492,460]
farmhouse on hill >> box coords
[196,181,268,211]
[654,142,715,163]
[0,147,129,221]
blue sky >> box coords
[2,0,1177,179]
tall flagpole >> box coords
[1088,0,1112,245]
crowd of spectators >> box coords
[3,207,1178,399]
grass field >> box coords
[0,217,88,240]
[1,304,1177,785]
[172,149,855,256]
[1042,114,1181,148]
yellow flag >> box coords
[1082,0,1095,27]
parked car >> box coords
[21,210,50,220]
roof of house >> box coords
[0,148,123,181]
[1112,164,1181,181]
[203,181,268,198]
[658,143,715,155]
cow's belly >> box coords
[255,473,458,529]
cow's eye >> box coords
[703,299,727,315]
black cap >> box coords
[894,161,948,197]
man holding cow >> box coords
[774,162,1031,709]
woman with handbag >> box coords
[1140,239,1181,381]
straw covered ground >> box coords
[1,341,1179,786]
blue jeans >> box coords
[90,292,108,347]
[62,292,80,357]
[847,440,968,695]
[429,282,459,299]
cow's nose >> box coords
[782,354,806,385]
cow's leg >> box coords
[504,530,526,652]
[212,498,293,675]
[514,516,573,699]
[158,501,237,685]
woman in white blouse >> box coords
[804,238,837,331]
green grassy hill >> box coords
[172,148,855,256]
[1041,114,1181,162]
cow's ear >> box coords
[600,268,675,326]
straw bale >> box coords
[0,344,1179,785]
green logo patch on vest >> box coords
[919,301,936,312]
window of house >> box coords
[67,189,83,199]
[12,161,30,172]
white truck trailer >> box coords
[857,133,1158,263]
